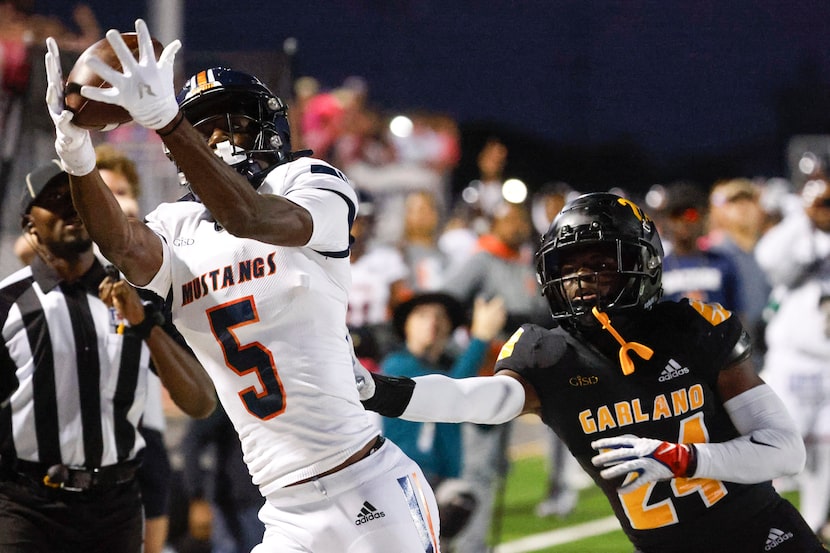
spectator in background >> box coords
[348,189,410,364]
[93,143,141,216]
[756,173,830,538]
[759,177,802,233]
[286,76,320,152]
[0,1,101,226]
[531,181,576,236]
[178,403,264,553]
[381,292,505,548]
[298,89,344,162]
[467,138,509,218]
[658,180,743,313]
[346,108,458,246]
[332,103,396,170]
[438,202,485,272]
[441,200,550,553]
[707,178,772,372]
[400,190,450,292]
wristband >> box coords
[360,373,416,417]
[125,304,166,340]
[685,444,698,477]
[156,111,185,137]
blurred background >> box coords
[3,1,830,551]
[2,1,830,269]
[43,0,830,179]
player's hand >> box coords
[590,435,696,494]
[99,268,147,326]
[80,18,181,130]
[353,358,376,401]
[470,296,507,342]
[346,331,376,400]
[45,37,96,176]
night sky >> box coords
[44,0,830,192]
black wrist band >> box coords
[360,373,416,417]
[156,111,184,137]
[685,444,698,477]
[125,304,166,340]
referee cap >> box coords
[20,160,67,226]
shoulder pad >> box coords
[495,324,566,372]
[686,299,732,326]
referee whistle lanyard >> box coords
[591,307,653,376]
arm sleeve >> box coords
[400,374,526,425]
[691,384,805,482]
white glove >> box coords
[347,333,376,401]
[354,359,376,401]
[81,18,181,130]
[591,434,695,494]
[44,37,96,176]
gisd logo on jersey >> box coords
[688,299,731,326]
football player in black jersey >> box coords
[360,192,826,552]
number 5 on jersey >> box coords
[208,296,286,419]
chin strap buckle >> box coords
[591,307,653,375]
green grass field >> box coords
[495,454,629,552]
[493,454,801,553]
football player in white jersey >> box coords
[45,19,440,553]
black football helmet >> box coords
[176,67,293,187]
[536,192,663,326]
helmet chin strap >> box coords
[591,307,653,375]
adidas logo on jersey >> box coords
[764,527,793,550]
[355,501,386,525]
[658,359,689,382]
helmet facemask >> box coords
[174,68,293,190]
[535,193,663,329]
[189,96,288,188]
[539,241,649,323]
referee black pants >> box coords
[0,478,143,553]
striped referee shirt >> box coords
[0,256,151,469]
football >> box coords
[64,32,164,131]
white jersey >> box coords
[141,157,377,494]
[348,246,409,327]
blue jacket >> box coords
[381,338,488,483]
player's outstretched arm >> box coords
[81,19,314,246]
[155,110,314,246]
[362,372,529,425]
[45,35,163,285]
[591,358,805,494]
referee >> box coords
[0,161,216,553]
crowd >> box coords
[1,4,830,553]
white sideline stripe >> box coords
[494,516,621,553]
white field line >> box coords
[493,516,622,553]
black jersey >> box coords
[495,299,780,552]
